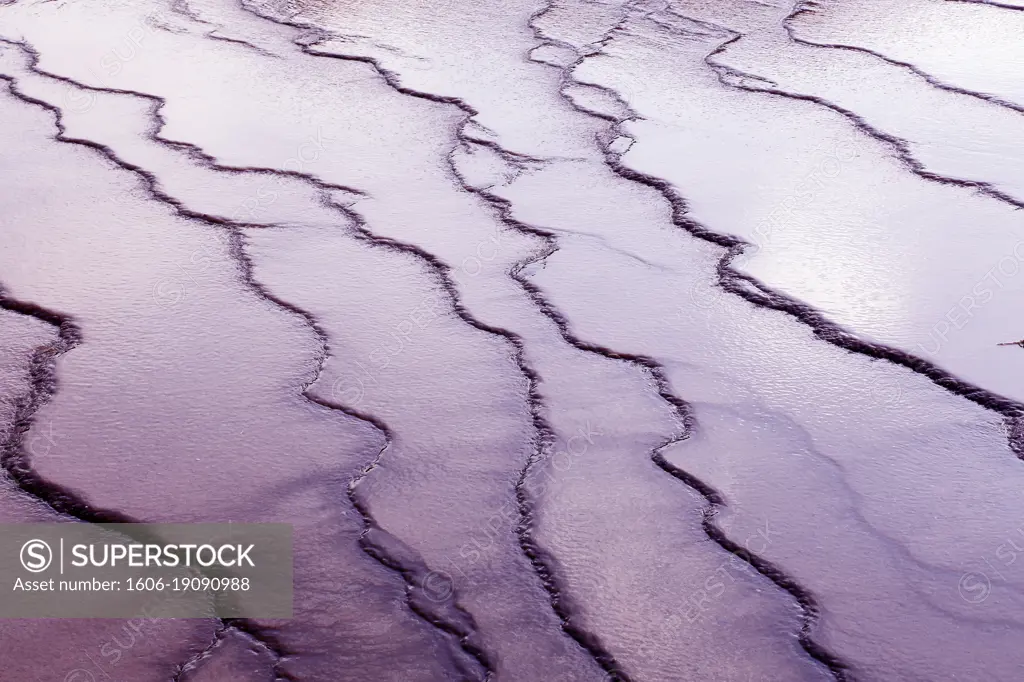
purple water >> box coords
[2,0,1023,679]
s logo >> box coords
[20,539,52,573]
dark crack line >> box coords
[249,5,1018,682]
[945,0,1024,11]
[271,21,553,166]
[0,40,454,682]
[527,0,642,125]
[12,27,525,679]
[171,623,232,682]
[0,286,93,520]
[449,149,638,680]
[239,10,655,681]
[320,192,590,681]
[172,623,309,682]
[326,31,432,63]
[171,0,282,58]
[0,267,291,679]
[273,0,857,678]
[224,2,661,680]
[0,72,306,682]
[706,27,1024,211]
[0,41,346,196]
[604,67,1024,458]
[786,1,1024,116]
[206,31,282,58]
[0,287,260,682]
[223,219,502,682]
[345,441,491,682]
[525,5,860,680]
[298,0,852,677]
[1,35,506,679]
[0,290,272,682]
[170,0,215,26]
[463,158,858,681]
[594,14,1024,458]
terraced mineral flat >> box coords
[1,0,1023,680]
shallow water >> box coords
[2,0,1024,679]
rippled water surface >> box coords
[2,0,1023,679]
